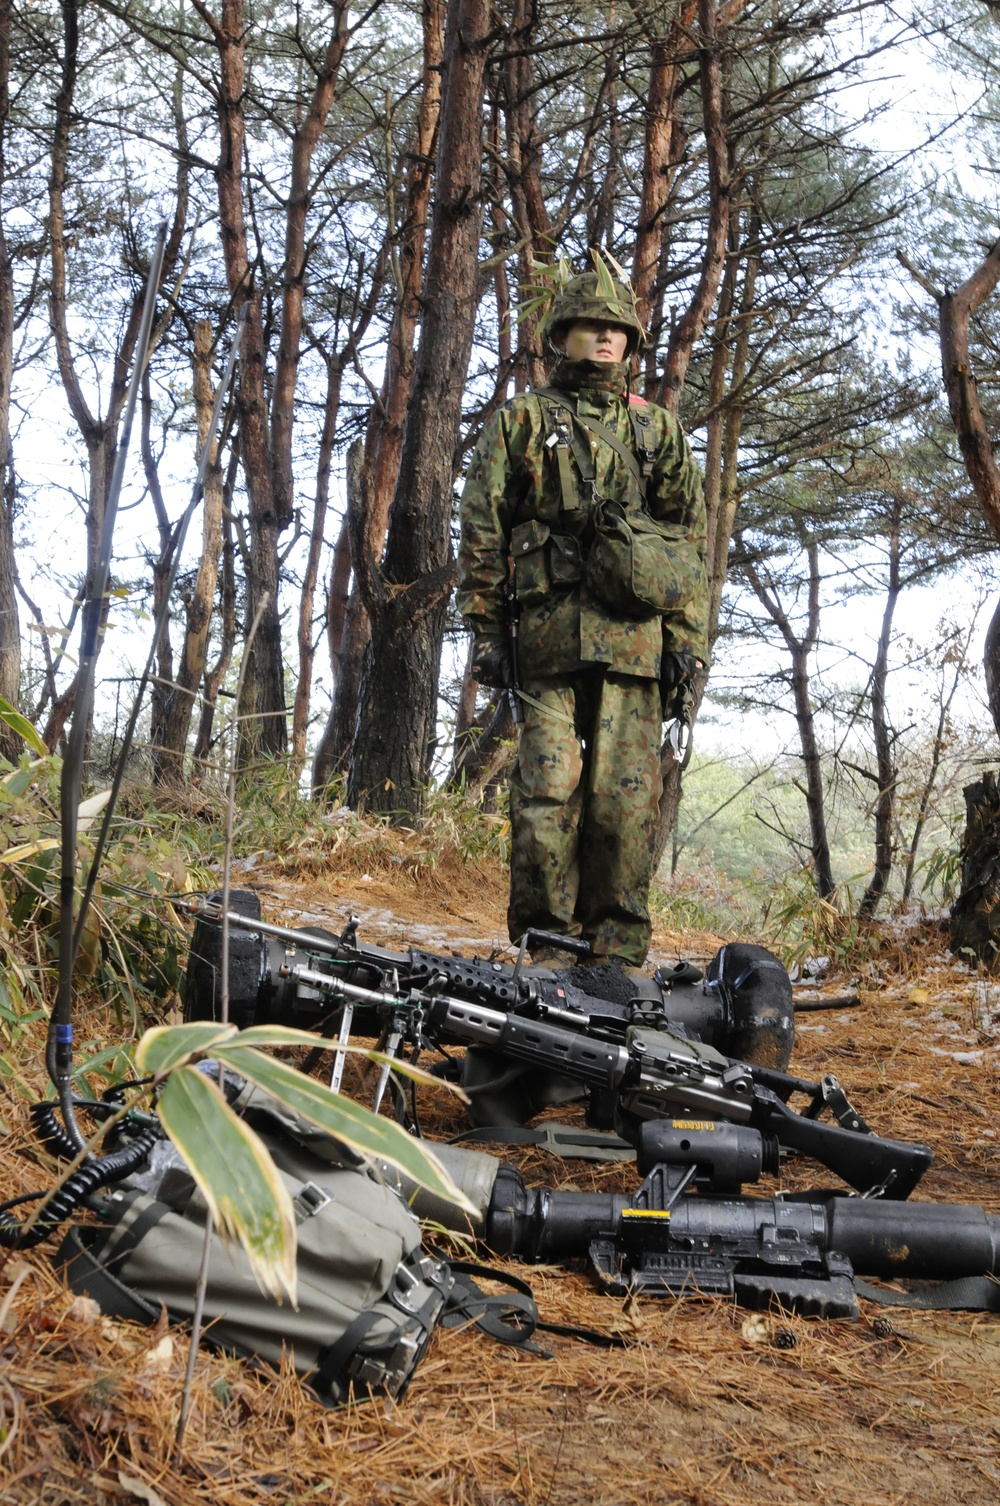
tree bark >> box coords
[152,320,229,783]
[858,503,900,919]
[192,491,238,776]
[659,0,731,416]
[293,354,343,770]
[200,0,351,763]
[347,0,489,817]
[0,0,20,760]
[903,236,1000,958]
[630,1,698,331]
[315,0,445,784]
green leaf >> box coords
[157,1065,296,1303]
[589,248,618,302]
[213,1044,477,1215]
[602,247,629,284]
[234,1024,461,1091]
[136,1020,238,1076]
[2,763,42,798]
[0,696,46,757]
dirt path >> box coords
[2,860,999,1505]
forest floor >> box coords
[2,831,1000,1506]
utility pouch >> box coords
[510,518,552,607]
[548,532,583,586]
[585,499,695,619]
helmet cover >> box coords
[541,268,645,356]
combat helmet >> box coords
[540,252,645,356]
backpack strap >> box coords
[311,1249,450,1400]
[57,1222,164,1327]
[628,398,657,481]
[443,1259,631,1353]
[537,393,591,515]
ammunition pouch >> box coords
[510,519,582,607]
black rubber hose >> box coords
[0,1125,158,1249]
[29,1101,85,1162]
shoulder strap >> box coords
[854,1276,1000,1312]
[536,386,647,497]
[57,1223,165,1327]
[537,391,591,514]
[448,1121,634,1164]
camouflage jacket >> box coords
[457,359,709,680]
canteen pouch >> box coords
[585,499,697,619]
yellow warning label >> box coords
[669,1120,718,1131]
[620,1209,671,1221]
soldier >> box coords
[457,260,708,971]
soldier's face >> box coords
[553,321,630,364]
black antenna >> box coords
[48,223,168,1151]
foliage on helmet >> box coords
[518,249,645,354]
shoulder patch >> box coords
[628,393,650,407]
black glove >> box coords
[471,635,514,690]
[659,651,701,721]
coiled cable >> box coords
[0,1111,158,1250]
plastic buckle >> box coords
[292,1181,332,1222]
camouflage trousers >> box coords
[507,670,663,967]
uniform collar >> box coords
[548,357,629,402]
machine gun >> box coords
[481,1120,1000,1319]
[182,896,933,1200]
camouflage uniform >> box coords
[457,287,708,966]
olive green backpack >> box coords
[56,1085,511,1406]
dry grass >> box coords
[2,848,1000,1506]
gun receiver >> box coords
[281,964,932,1199]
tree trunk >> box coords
[659,0,730,416]
[950,770,1000,969]
[858,506,900,919]
[905,236,1000,958]
[631,2,697,330]
[347,0,489,817]
[0,0,20,761]
[315,0,445,783]
[152,320,228,783]
[293,355,343,770]
[742,540,834,897]
[192,500,238,777]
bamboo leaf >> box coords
[157,1065,296,1303]
[213,1044,477,1214]
[2,763,43,798]
[0,696,46,756]
[0,838,58,865]
[136,1020,238,1076]
[602,247,630,285]
[234,1025,461,1090]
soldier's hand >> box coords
[471,635,514,690]
[659,651,701,721]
